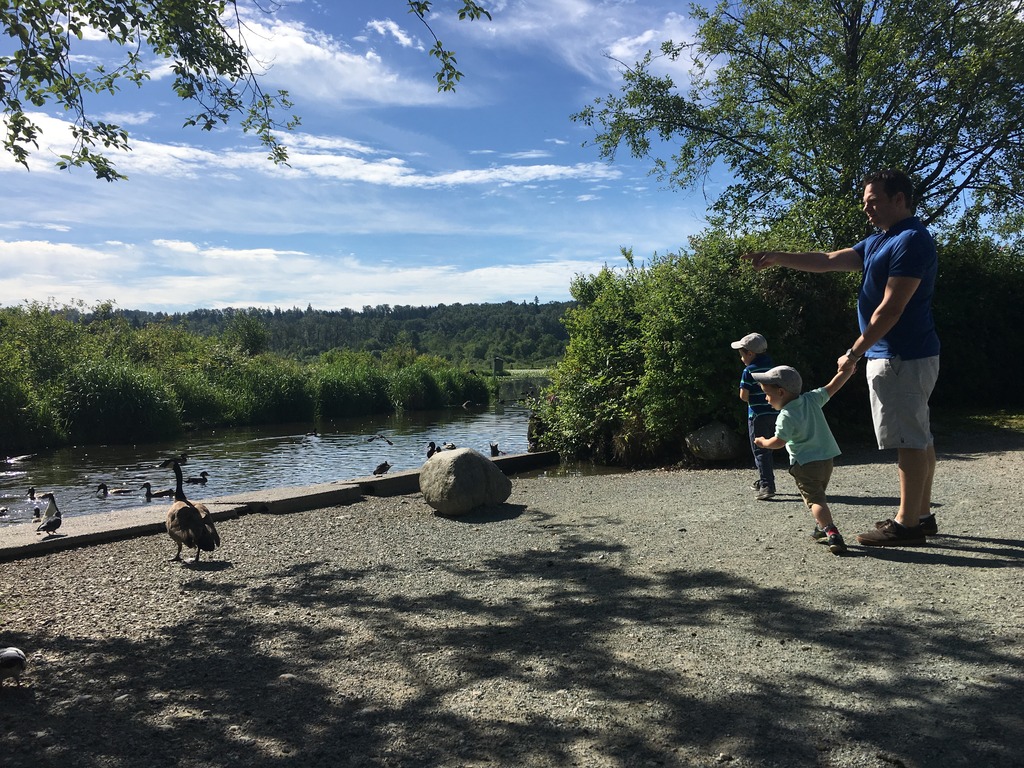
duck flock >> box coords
[11,454,217,558]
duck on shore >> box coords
[36,493,62,537]
[0,647,27,687]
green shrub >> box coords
[309,362,389,419]
[534,265,648,462]
[433,367,489,406]
[166,369,231,429]
[386,361,443,411]
[227,355,314,424]
[932,238,1024,407]
[52,362,181,443]
[0,341,60,453]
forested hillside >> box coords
[110,299,572,366]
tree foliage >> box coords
[574,0,1024,248]
[1,1,490,180]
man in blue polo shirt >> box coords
[743,169,939,547]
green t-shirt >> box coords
[774,387,841,466]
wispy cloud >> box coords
[1,112,621,189]
[440,1,700,82]
[365,18,423,50]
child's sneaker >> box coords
[812,526,827,541]
[750,479,762,491]
[826,531,847,555]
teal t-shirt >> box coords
[774,387,841,465]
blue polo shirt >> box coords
[852,216,940,360]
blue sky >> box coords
[1,1,720,313]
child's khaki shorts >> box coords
[789,458,834,508]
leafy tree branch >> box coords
[574,0,1024,247]
[1,1,491,181]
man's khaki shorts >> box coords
[866,356,939,450]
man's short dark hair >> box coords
[863,169,917,211]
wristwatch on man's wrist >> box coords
[845,347,863,359]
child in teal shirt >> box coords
[752,364,856,555]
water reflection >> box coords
[0,405,533,527]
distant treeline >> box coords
[107,299,574,367]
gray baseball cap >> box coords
[752,365,802,393]
[730,332,768,354]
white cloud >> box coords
[503,150,552,160]
[234,13,443,106]
[0,236,618,311]
[365,18,423,50]
[2,112,620,189]
[455,1,700,83]
[100,111,156,126]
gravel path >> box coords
[2,429,1023,768]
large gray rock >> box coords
[685,421,747,461]
[419,447,512,517]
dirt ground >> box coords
[2,426,1023,767]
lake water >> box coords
[0,404,548,529]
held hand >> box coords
[837,354,859,373]
[753,437,766,448]
[741,251,777,270]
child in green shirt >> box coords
[753,364,856,555]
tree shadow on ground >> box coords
[3,518,1022,768]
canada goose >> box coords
[161,459,220,564]
[367,433,394,445]
[489,442,506,457]
[426,441,438,459]
[141,482,175,500]
[441,442,457,451]
[35,493,62,537]
[0,647,26,686]
[373,461,392,476]
[97,483,133,497]
[0,507,8,517]
[185,471,209,485]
